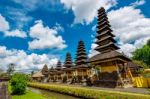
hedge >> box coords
[28,82,150,99]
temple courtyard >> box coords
[0,0,150,98]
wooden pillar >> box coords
[115,61,124,87]
[82,70,84,79]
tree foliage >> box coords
[147,39,150,47]
[132,44,150,67]
[7,63,15,75]
[10,73,27,95]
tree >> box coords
[133,60,148,69]
[7,63,15,75]
[147,39,150,47]
[10,73,27,95]
[31,71,34,75]
[132,45,150,67]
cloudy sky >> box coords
[0,0,150,73]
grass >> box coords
[8,83,46,99]
[11,90,46,99]
[28,82,150,99]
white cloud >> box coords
[119,37,149,57]
[107,5,150,56]
[0,45,58,73]
[130,0,145,7]
[108,6,150,43]
[28,20,67,50]
[12,0,61,11]
[88,43,99,58]
[0,14,27,38]
[0,14,9,32]
[61,0,117,24]
[53,23,64,32]
[4,6,33,28]
[5,29,27,38]
[119,43,136,57]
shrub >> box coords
[28,82,150,99]
[10,73,27,95]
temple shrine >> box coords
[89,7,133,88]
[32,7,141,88]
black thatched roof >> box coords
[88,51,131,63]
[73,64,91,69]
[127,62,143,69]
[62,67,75,71]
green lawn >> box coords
[8,83,46,99]
[11,90,46,99]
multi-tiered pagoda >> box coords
[56,61,62,71]
[41,64,49,77]
[89,7,133,88]
[54,60,63,82]
[75,40,88,66]
[95,7,119,53]
[75,40,91,81]
[63,52,74,82]
[48,66,55,82]
[64,52,73,68]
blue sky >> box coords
[0,0,150,73]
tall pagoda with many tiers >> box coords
[89,7,133,88]
[55,60,63,81]
[63,52,74,81]
[95,7,119,53]
[56,61,62,71]
[75,40,88,66]
[64,52,73,68]
[75,40,91,81]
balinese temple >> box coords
[55,61,63,82]
[88,7,133,88]
[75,40,91,82]
[32,7,143,88]
[63,52,74,82]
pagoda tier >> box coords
[64,52,73,68]
[95,42,119,53]
[95,7,119,53]
[75,40,87,66]
[41,64,49,75]
[56,61,62,70]
[97,20,110,28]
[96,30,114,39]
